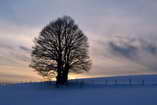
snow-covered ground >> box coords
[0,74,157,105]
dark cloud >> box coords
[19,46,31,53]
[108,41,138,58]
[144,44,157,55]
[107,36,157,58]
[104,36,157,73]
[0,41,31,65]
[139,39,157,55]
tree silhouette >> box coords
[30,16,91,85]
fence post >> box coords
[115,80,117,85]
[129,79,132,86]
[142,80,144,86]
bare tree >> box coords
[30,16,91,85]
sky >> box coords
[1,0,157,82]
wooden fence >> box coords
[0,79,157,87]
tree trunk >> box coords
[56,65,69,85]
[56,50,70,85]
[63,69,68,83]
[56,60,64,85]
[56,71,68,85]
[56,70,62,85]
[62,64,69,84]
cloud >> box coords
[0,66,42,83]
[0,37,31,66]
[103,36,157,73]
[140,39,157,55]
[107,36,157,57]
[108,41,138,58]
[19,45,31,53]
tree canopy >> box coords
[30,16,91,84]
